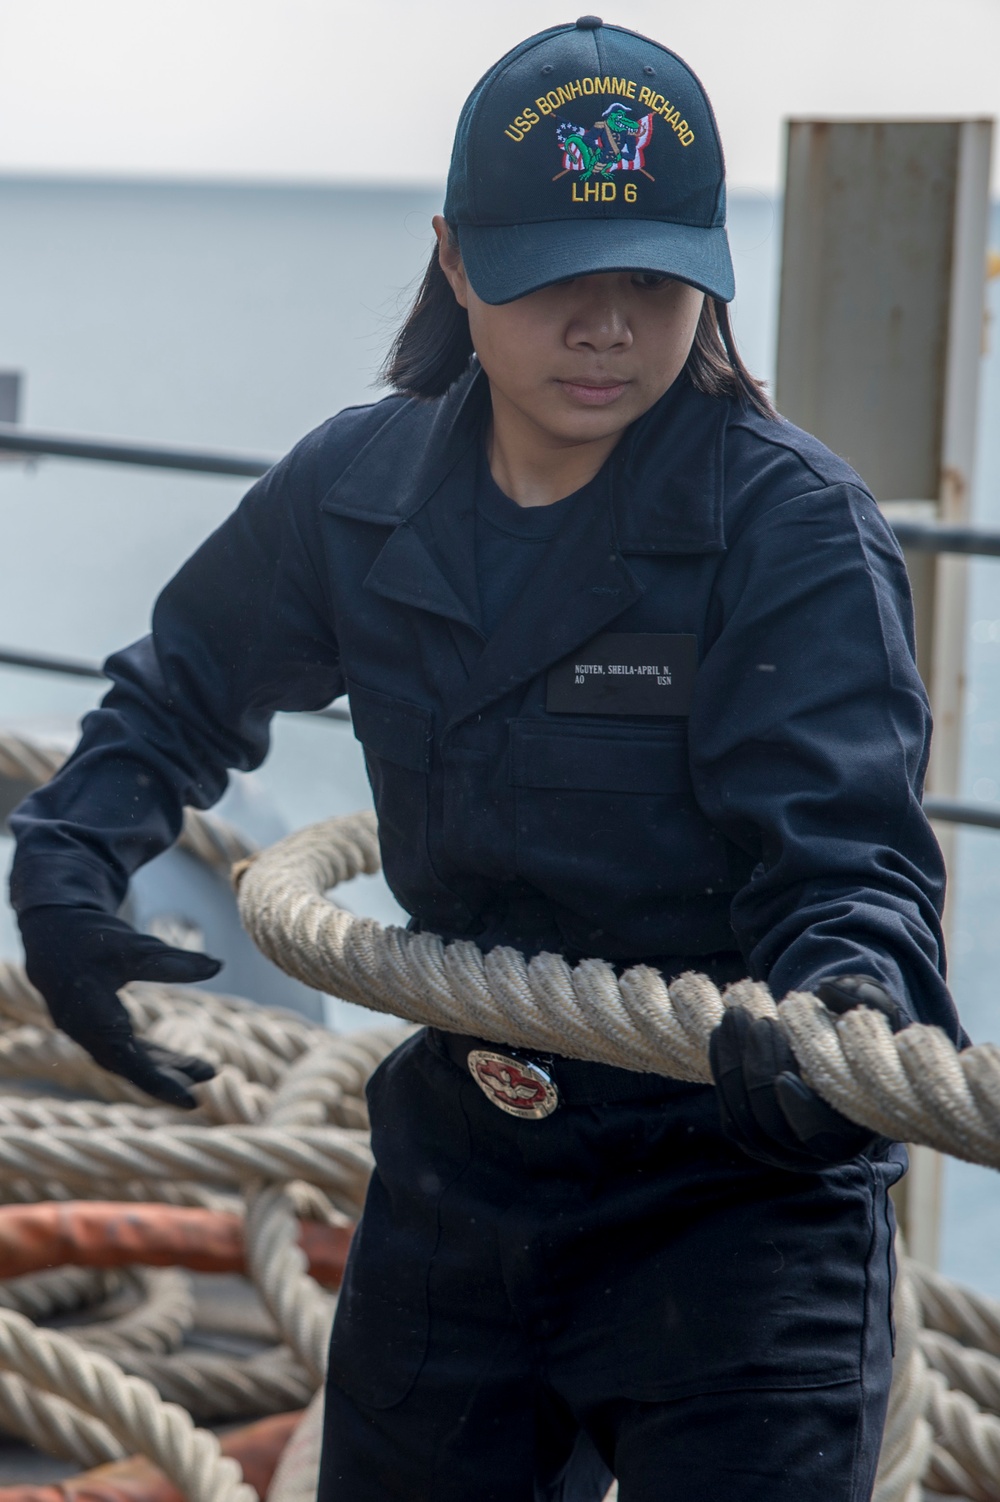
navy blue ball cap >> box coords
[443,17,734,305]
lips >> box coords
[557,379,630,406]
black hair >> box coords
[381,224,775,419]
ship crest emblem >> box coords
[555,102,655,182]
[467,1049,559,1119]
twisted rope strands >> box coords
[237,812,1000,1173]
[0,1122,374,1196]
[176,807,258,874]
[0,1272,137,1462]
[11,744,1000,1495]
[0,975,311,1129]
[874,1262,932,1502]
[130,984,318,1063]
[911,1262,1000,1358]
[0,1096,182,1132]
[193,1067,275,1126]
[0,1271,198,1455]
[264,1387,322,1502]
[73,1268,195,1358]
[0,1306,258,1500]
[0,1266,122,1321]
[0,1364,124,1467]
[111,1344,313,1425]
[0,964,316,1069]
[244,1185,333,1383]
[922,1330,1000,1419]
[0,1175,240,1213]
[266,1390,325,1502]
[243,1046,359,1383]
[924,1374,1000,1502]
[0,734,64,788]
[0,1024,155,1104]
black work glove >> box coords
[18,905,221,1109]
[708,974,907,1172]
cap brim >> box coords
[457,218,735,305]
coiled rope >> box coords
[0,954,405,1495]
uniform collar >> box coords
[322,367,730,727]
[320,365,729,556]
[320,366,490,527]
[614,374,728,555]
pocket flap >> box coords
[509,721,689,795]
[348,680,432,773]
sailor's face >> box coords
[436,220,704,446]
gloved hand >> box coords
[18,905,221,1109]
[708,974,907,1172]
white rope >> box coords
[266,1390,326,1502]
[0,968,399,1479]
[73,1268,195,1358]
[0,1306,257,1500]
[242,1043,367,1385]
[875,1260,933,1502]
[237,812,1000,1173]
[0,1122,373,1201]
[114,1345,313,1425]
[0,1266,122,1321]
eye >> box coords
[631,272,671,290]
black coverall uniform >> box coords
[10,367,961,1502]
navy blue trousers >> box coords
[318,1030,901,1501]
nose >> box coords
[564,277,634,353]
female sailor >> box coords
[10,17,962,1501]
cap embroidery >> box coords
[555,102,654,185]
[503,78,695,158]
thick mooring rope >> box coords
[237,810,1000,1173]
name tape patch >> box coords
[546,632,697,717]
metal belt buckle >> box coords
[467,1049,559,1120]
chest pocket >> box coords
[511,723,691,794]
[509,719,732,952]
[348,680,432,773]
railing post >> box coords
[775,118,994,1265]
[0,373,21,464]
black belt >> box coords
[427,1028,703,1109]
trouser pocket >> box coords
[327,1168,438,1408]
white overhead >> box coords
[0,0,998,191]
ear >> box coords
[432,214,470,310]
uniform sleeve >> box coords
[9,430,344,916]
[689,480,962,1042]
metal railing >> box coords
[0,423,271,478]
[890,520,1000,558]
[2,422,999,825]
